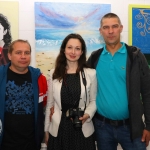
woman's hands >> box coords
[79,113,90,124]
[49,106,54,122]
[49,106,90,125]
[45,107,54,146]
[44,132,49,146]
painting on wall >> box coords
[129,5,150,54]
[35,2,111,78]
[0,1,19,66]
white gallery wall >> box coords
[1,1,150,149]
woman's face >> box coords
[0,23,7,41]
[64,38,83,63]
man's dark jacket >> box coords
[87,44,150,140]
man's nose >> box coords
[20,53,27,58]
[108,27,114,33]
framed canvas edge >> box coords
[128,4,150,45]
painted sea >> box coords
[35,28,105,53]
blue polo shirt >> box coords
[96,42,129,120]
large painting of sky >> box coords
[35,2,111,78]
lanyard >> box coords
[81,69,87,112]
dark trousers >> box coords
[94,117,146,150]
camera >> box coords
[66,108,84,129]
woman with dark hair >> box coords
[0,13,12,65]
[45,33,97,150]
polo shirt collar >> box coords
[102,42,125,55]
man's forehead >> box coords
[101,18,120,26]
[13,42,30,48]
[13,49,30,51]
[13,43,30,51]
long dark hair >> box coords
[0,14,12,46]
[53,33,88,81]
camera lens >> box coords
[73,117,82,130]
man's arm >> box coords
[139,52,150,146]
[140,52,150,130]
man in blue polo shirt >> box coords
[87,13,150,150]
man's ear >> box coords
[3,29,7,35]
[99,27,102,35]
[8,52,11,61]
[120,25,123,33]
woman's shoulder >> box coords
[50,68,54,73]
[83,67,96,76]
[84,67,96,72]
[47,68,54,78]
